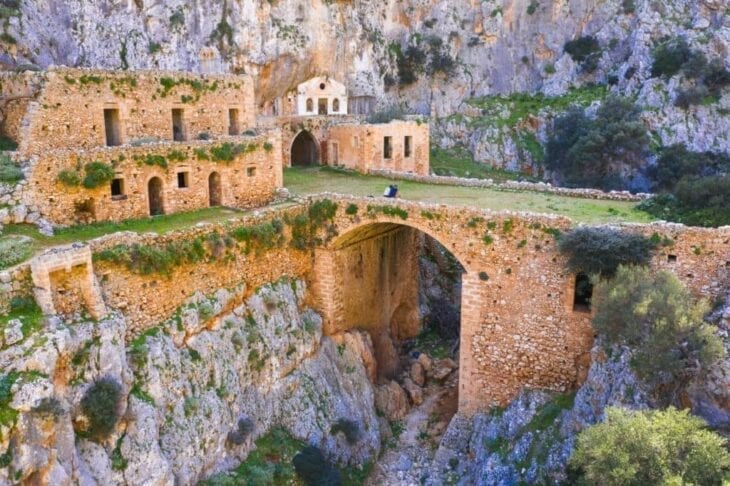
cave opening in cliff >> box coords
[331,223,464,440]
[291,130,319,166]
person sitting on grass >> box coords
[383,184,399,198]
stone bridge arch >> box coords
[310,197,596,414]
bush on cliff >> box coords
[591,266,724,399]
[79,377,122,441]
[569,407,730,486]
[545,96,650,190]
[557,227,654,277]
[0,153,22,183]
[293,446,342,485]
[563,35,602,72]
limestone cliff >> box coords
[2,0,728,167]
[0,279,380,485]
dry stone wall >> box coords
[22,132,282,225]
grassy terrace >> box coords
[284,167,653,225]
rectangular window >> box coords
[110,178,125,200]
[104,109,121,146]
[228,108,240,136]
[246,167,256,177]
[404,136,412,158]
[331,142,339,165]
[572,273,593,312]
[172,109,185,141]
[177,171,189,188]
[383,136,392,159]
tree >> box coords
[649,144,730,191]
[545,96,649,189]
[557,227,655,277]
[570,407,730,486]
[591,266,724,398]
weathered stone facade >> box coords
[328,120,429,175]
[23,132,282,225]
[6,68,255,155]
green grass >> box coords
[284,167,653,225]
[430,146,535,182]
[0,205,295,269]
[0,298,44,349]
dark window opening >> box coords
[209,172,222,206]
[172,109,185,141]
[177,172,189,188]
[319,82,326,90]
[228,108,240,135]
[333,98,340,112]
[384,136,393,159]
[573,273,593,312]
[306,98,313,112]
[246,167,256,177]
[110,178,125,199]
[148,177,164,216]
[318,98,328,115]
[667,254,677,263]
[104,109,121,146]
[404,136,412,158]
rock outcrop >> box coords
[0,279,380,485]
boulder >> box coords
[430,358,457,381]
[410,361,425,387]
[417,352,433,373]
[375,380,409,420]
[4,318,23,345]
[403,378,424,406]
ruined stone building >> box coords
[0,69,429,226]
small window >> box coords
[404,136,412,158]
[383,136,393,159]
[333,98,340,112]
[306,98,314,112]
[177,171,189,188]
[172,108,185,141]
[246,167,256,177]
[667,254,677,263]
[319,82,326,90]
[110,178,125,199]
[573,273,593,312]
[318,98,328,115]
[228,108,240,136]
[104,108,121,146]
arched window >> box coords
[333,98,340,113]
[306,98,313,112]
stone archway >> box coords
[209,172,222,206]
[148,177,164,216]
[290,130,320,166]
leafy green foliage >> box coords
[0,136,17,151]
[545,96,650,190]
[79,377,122,441]
[82,161,115,189]
[229,219,284,254]
[0,372,20,429]
[330,418,361,445]
[651,37,693,78]
[570,407,730,485]
[293,446,342,485]
[345,203,358,216]
[94,237,207,276]
[57,168,81,186]
[648,144,730,192]
[564,36,602,72]
[0,154,22,183]
[558,227,655,277]
[0,236,33,270]
[592,266,724,397]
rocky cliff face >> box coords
[0,279,380,485]
[2,0,728,167]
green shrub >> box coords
[563,36,602,72]
[293,446,341,485]
[570,407,730,485]
[57,169,81,186]
[79,377,122,441]
[592,266,724,396]
[639,174,730,227]
[558,227,654,277]
[0,136,18,151]
[0,236,33,270]
[651,37,692,78]
[527,0,539,14]
[0,154,23,183]
[674,85,711,109]
[649,144,729,192]
[345,203,358,216]
[330,418,361,445]
[621,0,636,14]
[82,161,115,189]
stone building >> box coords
[295,76,348,116]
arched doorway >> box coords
[209,172,222,206]
[291,131,319,166]
[148,177,164,216]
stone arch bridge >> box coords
[26,195,730,414]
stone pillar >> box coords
[458,271,486,415]
[310,248,341,335]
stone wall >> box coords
[15,68,256,155]
[0,71,44,144]
[328,120,430,175]
[22,131,282,225]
